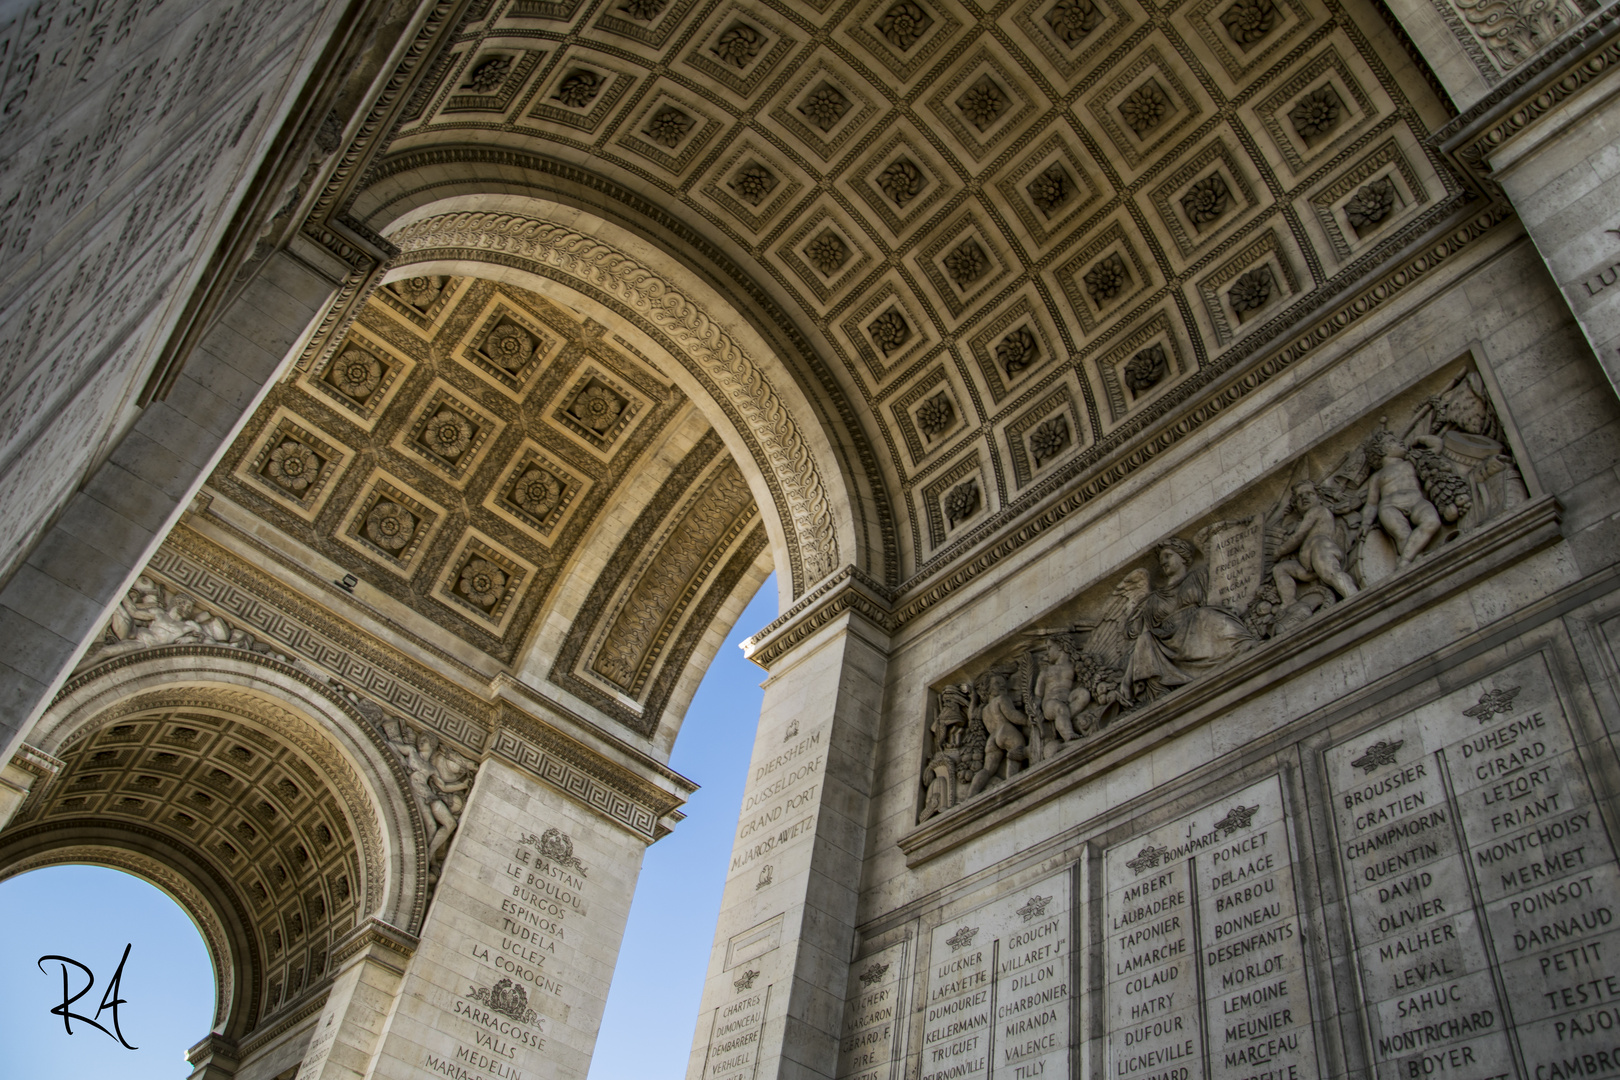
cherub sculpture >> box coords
[1271,481,1358,606]
[1363,430,1442,568]
[968,671,1030,796]
[1032,642,1079,747]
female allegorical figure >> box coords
[1123,538,1256,700]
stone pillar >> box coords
[687,573,891,1080]
[0,744,61,830]
[0,247,355,764]
[1452,75,1620,395]
[187,1033,243,1080]
[366,755,649,1080]
[294,921,417,1080]
[1368,1,1620,396]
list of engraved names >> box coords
[920,870,1072,1080]
[1104,775,1319,1080]
[1327,654,1620,1080]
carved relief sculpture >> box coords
[79,577,298,671]
[379,712,475,888]
[918,366,1529,822]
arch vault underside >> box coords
[3,0,1620,1078]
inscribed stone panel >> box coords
[1325,653,1620,1080]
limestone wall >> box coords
[737,230,1620,1080]
[0,0,349,584]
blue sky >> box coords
[0,573,776,1080]
[0,863,216,1079]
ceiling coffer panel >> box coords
[363,0,1463,582]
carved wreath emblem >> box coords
[1214,804,1259,835]
[1126,845,1171,874]
[1016,894,1052,922]
[1463,686,1522,720]
[467,978,538,1024]
[945,925,979,951]
[859,961,890,986]
[1351,739,1404,774]
[733,968,761,991]
[520,827,589,876]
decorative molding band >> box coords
[744,566,896,670]
[329,916,419,972]
[145,536,488,752]
[899,495,1564,864]
[1436,1,1620,151]
[127,533,693,846]
[307,0,473,226]
[487,709,687,842]
[387,211,841,593]
[236,986,331,1058]
[8,743,63,780]
[1451,34,1620,182]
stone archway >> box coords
[0,648,426,1050]
[361,193,869,603]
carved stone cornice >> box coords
[387,210,840,594]
[147,530,491,751]
[1437,3,1620,177]
[487,703,692,842]
[899,495,1565,864]
[234,989,330,1059]
[743,565,896,670]
[8,743,63,780]
[329,916,419,973]
[141,0,417,404]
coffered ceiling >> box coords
[349,0,1465,583]
[206,275,766,735]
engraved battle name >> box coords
[1327,654,1620,1080]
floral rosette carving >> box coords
[459,558,507,610]
[512,468,563,518]
[331,349,382,400]
[424,410,473,462]
[365,501,417,552]
[485,323,534,371]
[266,440,319,492]
[571,383,625,433]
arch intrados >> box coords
[375,192,858,604]
[387,253,795,609]
[351,163,896,591]
[36,650,427,933]
[0,833,251,1037]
